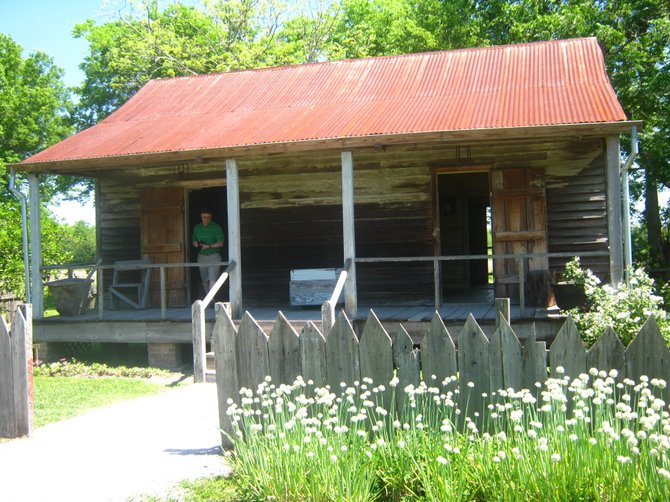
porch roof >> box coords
[21,37,631,172]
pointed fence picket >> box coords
[0,304,33,439]
[212,305,670,446]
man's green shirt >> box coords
[193,222,224,255]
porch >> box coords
[33,289,564,345]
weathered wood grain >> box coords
[236,312,270,392]
[392,324,420,412]
[359,310,393,406]
[299,321,327,387]
[0,316,15,438]
[212,303,239,447]
[549,317,586,379]
[325,311,360,389]
[268,311,301,386]
[420,312,457,389]
[11,306,32,437]
[625,316,670,403]
[521,324,547,391]
[587,327,625,375]
[458,314,490,419]
[490,315,523,392]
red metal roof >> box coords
[23,37,627,165]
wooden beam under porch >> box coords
[33,302,565,346]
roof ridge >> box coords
[149,37,599,84]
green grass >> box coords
[34,375,164,427]
[129,476,239,501]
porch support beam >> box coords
[342,151,358,318]
[226,159,243,318]
[28,174,43,318]
[606,135,624,285]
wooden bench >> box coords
[289,268,339,306]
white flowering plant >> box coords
[224,370,670,501]
[561,259,670,347]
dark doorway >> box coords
[436,172,491,297]
[188,186,228,301]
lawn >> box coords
[33,375,164,427]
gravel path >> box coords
[0,382,230,501]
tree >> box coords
[73,0,297,128]
[0,34,74,197]
[0,34,84,297]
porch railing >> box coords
[41,261,229,320]
[192,261,235,383]
[321,258,352,333]
[355,250,610,315]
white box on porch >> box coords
[289,268,340,306]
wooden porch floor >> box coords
[35,286,564,344]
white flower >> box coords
[437,455,448,465]
[551,453,561,462]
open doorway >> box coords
[436,171,491,301]
[188,186,228,301]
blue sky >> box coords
[0,0,111,223]
[0,0,111,89]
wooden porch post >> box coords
[226,159,243,318]
[606,135,624,285]
[342,151,358,318]
[28,174,43,318]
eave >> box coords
[13,121,641,176]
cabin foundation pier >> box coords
[147,343,183,369]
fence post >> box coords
[433,258,442,311]
[13,305,33,436]
[495,298,510,328]
[321,300,335,336]
[192,300,206,383]
[160,266,167,320]
[0,304,33,438]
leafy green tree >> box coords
[0,34,74,197]
[62,220,97,264]
[0,200,76,296]
[73,0,295,128]
[0,34,88,297]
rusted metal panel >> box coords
[23,38,627,166]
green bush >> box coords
[561,258,670,347]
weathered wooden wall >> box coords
[546,141,610,281]
[95,135,610,307]
[97,180,142,266]
[213,307,669,447]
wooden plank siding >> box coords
[545,140,609,281]
[97,180,142,267]
[94,136,610,308]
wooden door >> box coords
[491,168,548,300]
[140,188,186,307]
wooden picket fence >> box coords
[0,304,33,438]
[212,305,670,447]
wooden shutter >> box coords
[491,168,548,299]
[140,188,186,307]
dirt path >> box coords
[0,382,230,501]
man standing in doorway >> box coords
[192,208,225,296]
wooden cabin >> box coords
[14,38,638,365]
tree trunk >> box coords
[645,171,664,267]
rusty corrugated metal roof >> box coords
[23,37,627,166]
